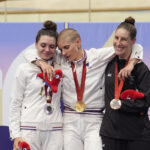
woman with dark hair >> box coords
[100,17,150,150]
[9,20,63,150]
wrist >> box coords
[129,58,139,66]
[35,59,46,67]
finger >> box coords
[118,70,123,79]
[44,72,46,79]
[123,71,127,78]
[120,71,125,79]
[118,68,125,79]
[49,71,52,81]
[49,67,55,81]
[125,70,130,78]
[127,70,131,77]
[52,68,55,77]
[46,69,51,80]
[118,72,121,79]
[42,68,46,79]
[50,69,54,81]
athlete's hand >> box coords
[118,58,139,79]
[35,60,55,80]
[13,137,23,150]
[118,63,134,79]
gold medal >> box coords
[74,101,86,112]
[110,99,121,110]
[72,59,87,113]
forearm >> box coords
[130,43,143,60]
[118,56,141,79]
[23,44,40,63]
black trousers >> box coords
[101,136,150,150]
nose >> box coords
[45,46,50,52]
[62,49,66,56]
[115,39,122,46]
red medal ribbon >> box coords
[114,63,125,99]
[114,55,131,99]
[71,59,86,102]
[45,85,53,103]
[45,62,54,104]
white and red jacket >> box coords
[9,61,62,140]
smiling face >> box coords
[58,37,82,62]
[113,28,136,59]
[35,35,56,60]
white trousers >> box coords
[63,112,103,150]
[21,129,63,150]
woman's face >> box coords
[58,37,81,62]
[36,35,56,60]
[113,28,136,59]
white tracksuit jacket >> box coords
[9,62,62,140]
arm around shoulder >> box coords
[23,44,40,63]
[131,43,143,60]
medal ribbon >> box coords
[45,62,54,104]
[114,55,131,100]
[45,85,53,104]
[71,59,86,102]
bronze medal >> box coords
[111,60,129,110]
[110,99,121,110]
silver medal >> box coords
[44,104,53,114]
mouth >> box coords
[116,46,124,51]
[42,53,53,59]
[43,52,53,56]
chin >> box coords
[115,51,123,56]
[40,57,50,61]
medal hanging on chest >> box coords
[44,86,53,115]
[110,57,130,110]
[71,59,86,112]
[110,62,123,110]
[37,62,63,115]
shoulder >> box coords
[133,62,150,78]
[17,63,29,70]
[17,63,32,69]
[16,63,37,74]
[135,61,150,71]
[86,47,114,59]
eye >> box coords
[114,36,119,40]
[40,43,46,48]
[64,45,70,49]
[49,44,56,49]
[122,38,127,41]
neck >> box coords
[75,49,84,61]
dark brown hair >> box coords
[116,16,137,40]
[36,20,58,44]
